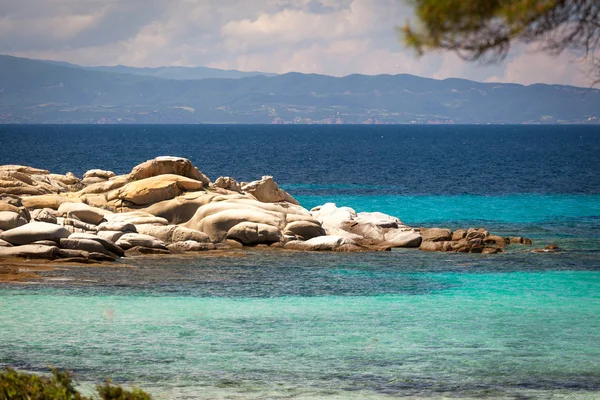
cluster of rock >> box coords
[418,227,532,254]
[0,156,533,263]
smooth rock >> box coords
[30,208,57,224]
[0,211,28,231]
[97,221,136,232]
[0,239,12,247]
[284,235,357,251]
[115,174,205,205]
[104,212,169,226]
[452,230,467,241]
[186,208,282,242]
[68,233,125,257]
[0,244,59,259]
[167,241,216,252]
[283,220,326,240]
[421,228,452,242]
[0,222,71,245]
[226,222,282,245]
[57,202,107,225]
[49,172,80,186]
[134,224,209,243]
[116,233,167,250]
[241,176,299,205]
[419,241,444,252]
[83,169,116,180]
[97,231,126,243]
[213,177,243,193]
[128,156,210,185]
[59,238,116,258]
[58,249,89,259]
[62,218,98,233]
[21,194,73,210]
[0,165,49,175]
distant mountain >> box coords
[39,59,276,80]
[1,55,599,124]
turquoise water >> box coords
[1,125,600,398]
[1,267,600,399]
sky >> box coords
[0,0,591,86]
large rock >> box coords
[185,207,283,242]
[21,194,73,210]
[97,230,126,243]
[141,192,216,224]
[421,228,452,242]
[116,233,167,250]
[283,220,325,240]
[68,233,125,257]
[0,222,71,245]
[135,224,209,243]
[213,177,242,193]
[59,238,116,258]
[78,176,128,195]
[167,241,216,252]
[57,202,108,225]
[310,203,421,248]
[104,211,168,226]
[114,174,205,205]
[0,244,59,260]
[284,235,357,251]
[83,169,116,180]
[30,208,58,224]
[97,221,136,232]
[0,165,49,175]
[226,222,282,245]
[49,172,80,186]
[241,176,299,205]
[128,156,210,186]
[0,211,27,231]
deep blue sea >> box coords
[1,124,599,399]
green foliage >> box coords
[0,368,152,400]
[0,367,85,400]
[402,0,600,77]
[96,381,152,400]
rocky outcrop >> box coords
[113,174,205,205]
[128,156,210,186]
[0,157,538,264]
[213,177,243,193]
[419,226,532,253]
[241,176,299,205]
[310,203,421,248]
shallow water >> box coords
[1,125,599,398]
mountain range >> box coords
[1,54,598,124]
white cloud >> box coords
[0,0,592,86]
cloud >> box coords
[0,0,591,86]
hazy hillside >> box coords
[1,55,599,124]
[40,59,276,80]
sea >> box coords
[0,124,599,399]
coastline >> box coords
[0,156,552,276]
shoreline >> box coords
[1,156,548,271]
